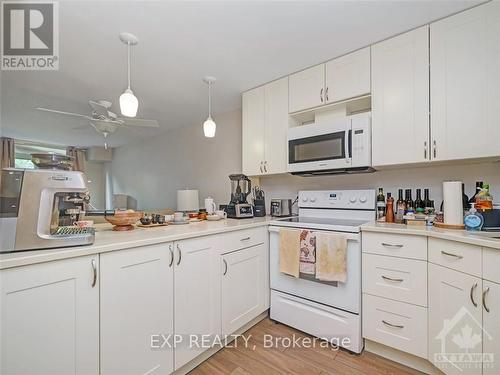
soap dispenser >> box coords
[464,203,484,231]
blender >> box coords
[226,174,254,219]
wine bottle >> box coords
[377,188,386,222]
[395,189,405,223]
[414,189,424,213]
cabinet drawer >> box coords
[221,227,266,254]
[483,247,500,284]
[428,238,481,277]
[363,294,427,359]
[362,232,427,260]
[363,253,427,306]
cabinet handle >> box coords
[470,282,478,307]
[424,141,427,159]
[382,320,404,329]
[240,237,251,242]
[320,88,324,103]
[325,87,329,101]
[381,275,404,283]
[263,161,268,173]
[176,244,182,266]
[260,162,263,174]
[223,259,228,276]
[433,140,437,158]
[441,250,463,259]
[483,287,490,313]
[91,259,97,288]
[381,243,403,249]
[169,244,174,267]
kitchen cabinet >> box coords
[221,243,267,335]
[325,47,370,103]
[430,1,500,161]
[0,256,99,375]
[289,64,325,113]
[371,26,429,166]
[428,263,482,375]
[174,235,222,370]
[482,280,500,375]
[242,77,289,176]
[100,243,174,375]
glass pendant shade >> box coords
[119,88,138,117]
[203,117,216,138]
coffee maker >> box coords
[226,174,254,219]
[0,168,95,252]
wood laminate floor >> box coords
[189,318,424,375]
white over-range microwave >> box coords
[287,113,373,176]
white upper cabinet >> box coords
[371,26,430,166]
[325,47,370,103]
[289,64,325,113]
[430,1,500,161]
[1,256,99,375]
[242,77,289,176]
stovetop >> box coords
[269,216,370,233]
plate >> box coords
[170,220,190,225]
[206,215,221,221]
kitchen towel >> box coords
[315,232,347,283]
[299,230,316,275]
[279,228,301,278]
[443,181,464,225]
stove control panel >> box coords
[298,190,376,210]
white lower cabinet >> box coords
[100,243,174,375]
[0,256,99,375]
[222,243,267,335]
[482,280,500,375]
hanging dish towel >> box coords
[299,230,316,275]
[279,228,301,278]
[315,232,347,283]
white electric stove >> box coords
[269,189,375,353]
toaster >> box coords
[270,199,292,217]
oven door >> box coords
[268,225,361,314]
[287,120,352,173]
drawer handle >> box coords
[381,243,403,249]
[483,287,490,313]
[470,282,478,307]
[381,275,404,283]
[382,320,404,329]
[240,237,251,241]
[441,250,463,259]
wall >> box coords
[109,109,242,210]
[260,161,500,214]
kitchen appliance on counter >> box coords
[287,112,373,176]
[226,174,253,219]
[270,198,293,217]
[269,189,376,353]
[0,168,95,253]
[252,186,266,217]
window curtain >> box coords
[0,137,15,169]
[66,147,86,172]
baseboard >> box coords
[365,340,444,375]
[173,310,269,375]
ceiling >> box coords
[1,0,483,148]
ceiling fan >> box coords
[36,100,159,149]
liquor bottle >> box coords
[468,181,483,205]
[414,189,424,213]
[405,189,414,214]
[376,188,386,222]
[386,193,395,223]
[395,189,406,223]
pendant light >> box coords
[203,76,216,138]
[119,32,139,118]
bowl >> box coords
[105,210,143,231]
[206,215,221,221]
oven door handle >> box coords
[268,226,360,242]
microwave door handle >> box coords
[345,129,351,162]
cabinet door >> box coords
[482,280,500,375]
[428,263,482,375]
[242,86,266,176]
[174,236,221,370]
[325,47,370,103]
[288,64,325,113]
[0,256,99,375]
[371,26,429,166]
[430,2,500,161]
[100,243,174,375]
[222,244,266,335]
[264,77,289,175]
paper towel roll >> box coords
[177,189,199,212]
[443,181,463,225]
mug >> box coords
[174,212,185,221]
[215,210,227,219]
[204,197,217,214]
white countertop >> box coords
[0,217,271,270]
[361,222,500,250]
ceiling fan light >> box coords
[119,88,138,117]
[203,117,216,138]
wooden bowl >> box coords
[105,211,143,231]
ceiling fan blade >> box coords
[36,107,93,120]
[118,118,159,128]
[72,125,90,130]
[88,100,111,118]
